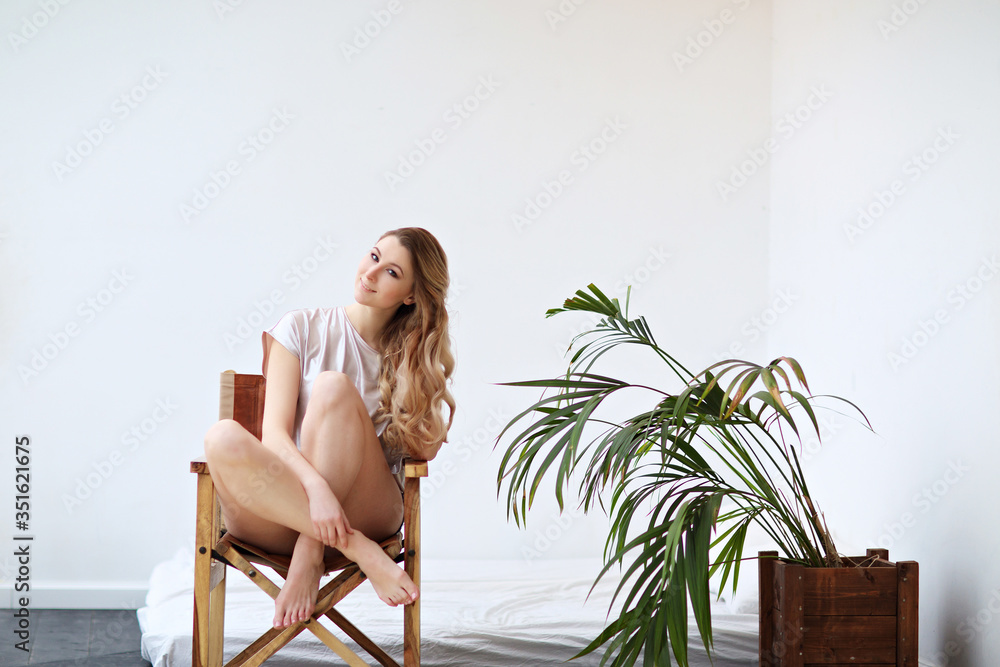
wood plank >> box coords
[773,560,804,666]
[866,548,890,561]
[216,542,283,600]
[772,560,787,666]
[404,459,428,478]
[193,472,216,667]
[208,561,225,667]
[842,551,894,568]
[218,370,235,421]
[897,561,919,666]
[304,619,371,667]
[404,474,421,667]
[802,567,897,616]
[227,624,306,667]
[317,567,367,609]
[759,551,778,667]
[219,543,376,667]
[209,558,226,591]
[802,616,895,664]
[325,608,401,667]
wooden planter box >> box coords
[759,548,918,667]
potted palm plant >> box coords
[496,285,917,667]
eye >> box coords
[387,268,398,278]
[370,252,379,262]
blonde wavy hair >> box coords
[373,228,456,459]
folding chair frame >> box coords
[191,371,425,667]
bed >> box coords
[138,550,759,666]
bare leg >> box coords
[282,372,414,619]
[273,533,326,627]
[203,372,416,629]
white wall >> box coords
[766,3,1000,666]
[0,1,995,664]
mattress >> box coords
[138,549,758,666]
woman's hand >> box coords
[304,482,354,550]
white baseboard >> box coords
[2,582,149,609]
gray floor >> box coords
[0,609,152,667]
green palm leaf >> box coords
[496,284,871,667]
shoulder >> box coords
[274,307,338,330]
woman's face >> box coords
[354,235,416,311]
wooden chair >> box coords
[191,371,426,667]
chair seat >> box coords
[215,531,405,577]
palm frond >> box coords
[495,284,871,667]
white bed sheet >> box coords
[138,549,758,667]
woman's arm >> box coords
[260,341,327,490]
[261,340,353,547]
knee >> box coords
[309,371,360,410]
[204,419,251,463]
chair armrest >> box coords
[403,459,428,478]
[191,456,209,474]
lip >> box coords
[360,279,376,293]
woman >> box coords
[203,227,455,628]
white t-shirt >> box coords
[261,307,389,448]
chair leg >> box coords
[193,471,226,667]
[193,448,424,667]
[208,562,226,667]
[403,475,421,667]
[217,541,376,667]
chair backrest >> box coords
[219,371,266,440]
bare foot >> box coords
[354,538,419,607]
[273,534,325,628]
